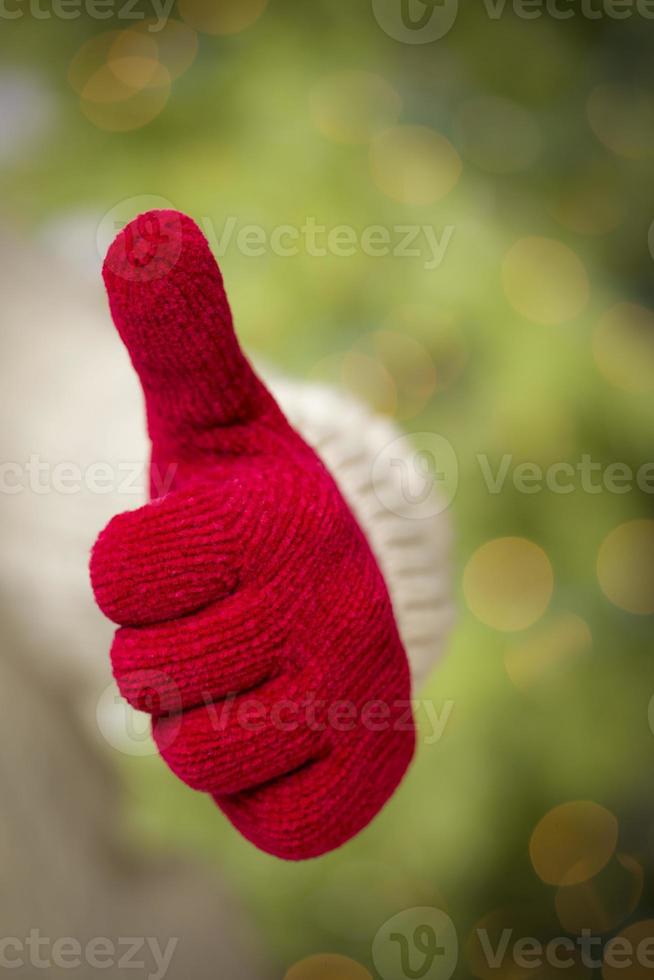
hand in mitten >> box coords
[90,211,415,860]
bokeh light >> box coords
[307,351,397,416]
[308,324,451,419]
[309,71,402,145]
[597,520,654,615]
[502,237,589,325]
[355,329,438,420]
[466,908,523,980]
[129,19,199,80]
[68,31,122,95]
[504,613,592,691]
[69,29,174,131]
[453,96,541,174]
[179,0,268,35]
[529,801,618,887]
[593,303,654,392]
[80,66,171,132]
[466,907,560,980]
[602,919,654,980]
[108,29,160,88]
[5,6,654,975]
[340,350,397,415]
[463,537,554,632]
[284,954,372,980]
[370,125,462,205]
[603,920,654,980]
[587,84,654,160]
[384,306,468,393]
[555,853,643,935]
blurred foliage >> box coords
[3,0,654,976]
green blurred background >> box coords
[2,1,654,976]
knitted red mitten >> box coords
[90,210,415,860]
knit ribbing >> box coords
[90,210,415,860]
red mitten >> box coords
[90,210,415,860]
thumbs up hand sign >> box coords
[90,211,415,860]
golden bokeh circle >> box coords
[504,613,592,691]
[309,71,402,145]
[71,28,160,100]
[80,62,171,132]
[109,28,158,65]
[463,537,554,632]
[179,0,267,35]
[284,954,372,980]
[555,853,643,935]
[107,55,161,93]
[69,28,173,131]
[597,520,654,615]
[350,329,438,421]
[384,306,468,393]
[530,801,619,887]
[593,303,654,392]
[341,351,398,416]
[307,350,397,417]
[130,19,199,79]
[68,31,122,95]
[70,23,197,92]
[80,63,148,105]
[603,920,654,980]
[370,125,462,206]
[502,237,589,325]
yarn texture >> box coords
[90,210,416,860]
